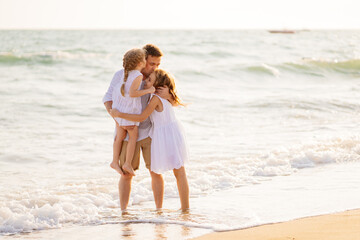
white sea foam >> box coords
[1,30,360,237]
[1,136,360,235]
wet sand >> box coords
[193,209,360,240]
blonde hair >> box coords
[121,48,146,96]
[153,69,184,106]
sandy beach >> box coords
[193,209,360,240]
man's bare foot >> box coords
[122,163,136,176]
[110,162,123,174]
[121,209,129,215]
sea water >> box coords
[1,30,360,239]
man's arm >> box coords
[156,86,178,106]
[104,101,113,115]
[102,70,122,115]
[110,96,160,122]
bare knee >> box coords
[120,174,133,182]
[150,171,163,181]
[117,124,126,133]
[173,167,186,179]
[114,135,123,143]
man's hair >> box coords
[143,44,163,59]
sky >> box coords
[0,0,359,29]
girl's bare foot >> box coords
[122,163,136,176]
[110,162,123,174]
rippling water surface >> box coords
[1,30,360,238]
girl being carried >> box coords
[110,48,155,176]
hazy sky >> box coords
[0,0,359,29]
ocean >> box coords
[1,30,360,239]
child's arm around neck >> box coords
[129,75,155,98]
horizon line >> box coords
[1,27,360,31]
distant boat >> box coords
[268,30,295,34]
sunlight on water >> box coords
[1,30,360,237]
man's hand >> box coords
[110,109,121,118]
[156,86,171,100]
[156,86,178,106]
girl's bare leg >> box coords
[111,125,126,174]
[173,167,190,211]
[121,126,138,176]
[150,170,164,209]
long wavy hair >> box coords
[153,69,184,106]
[121,48,145,96]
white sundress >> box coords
[112,70,142,126]
[149,95,189,174]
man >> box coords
[103,44,169,210]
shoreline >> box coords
[192,208,360,240]
[2,209,360,240]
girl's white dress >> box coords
[149,95,189,174]
[112,70,142,126]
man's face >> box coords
[142,55,161,77]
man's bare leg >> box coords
[150,170,164,210]
[118,173,133,211]
[173,167,189,211]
